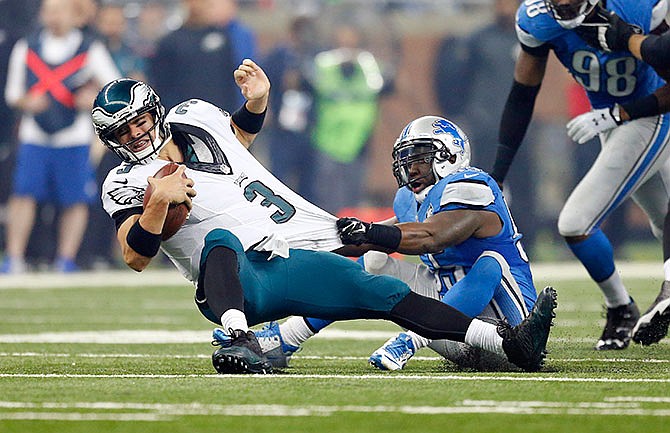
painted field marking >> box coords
[1,373,670,383]
[2,352,670,364]
[0,329,667,345]
[0,261,662,290]
[0,400,669,420]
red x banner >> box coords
[26,49,88,108]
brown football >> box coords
[143,162,189,241]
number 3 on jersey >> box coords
[244,180,296,223]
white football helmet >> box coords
[545,0,599,29]
[92,78,171,164]
[392,115,471,189]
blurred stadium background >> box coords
[4,0,658,267]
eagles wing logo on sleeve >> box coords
[107,185,145,206]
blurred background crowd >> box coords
[0,0,657,273]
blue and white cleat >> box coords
[369,332,416,371]
[253,321,299,368]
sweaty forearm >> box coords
[395,221,471,255]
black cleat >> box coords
[632,281,670,346]
[500,286,557,372]
[595,299,639,350]
[211,329,273,374]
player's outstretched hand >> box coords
[234,59,270,103]
[575,4,642,53]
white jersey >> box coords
[102,99,343,283]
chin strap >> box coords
[413,184,434,204]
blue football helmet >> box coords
[392,115,471,190]
[92,78,171,164]
[545,0,599,29]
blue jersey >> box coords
[393,167,535,303]
[516,0,666,108]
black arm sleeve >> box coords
[640,33,670,70]
[490,80,541,183]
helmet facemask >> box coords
[392,140,441,189]
[392,116,471,194]
[544,0,599,29]
[99,109,166,164]
[92,79,171,164]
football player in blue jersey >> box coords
[566,4,670,347]
[491,0,670,351]
[244,115,548,371]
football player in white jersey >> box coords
[92,59,557,374]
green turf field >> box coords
[0,264,669,433]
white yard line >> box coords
[0,328,666,345]
[2,352,670,364]
[0,399,669,420]
[1,373,669,383]
[0,329,399,344]
[0,261,663,290]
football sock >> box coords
[598,272,631,308]
[661,202,670,281]
[664,259,670,282]
[220,309,249,332]
[304,317,333,333]
[663,200,670,263]
[201,246,245,318]
[407,331,431,350]
[389,292,471,341]
[567,229,630,306]
[279,317,319,347]
[566,229,616,282]
[464,318,503,356]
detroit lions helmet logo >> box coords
[432,118,466,155]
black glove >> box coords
[336,217,372,246]
[336,217,403,250]
[575,4,642,53]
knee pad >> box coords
[557,209,588,237]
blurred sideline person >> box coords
[0,0,40,225]
[310,23,385,214]
[572,4,670,346]
[262,14,321,201]
[2,0,119,273]
[92,59,556,375]
[490,0,670,351]
[148,0,256,110]
[79,2,148,270]
[248,116,543,372]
